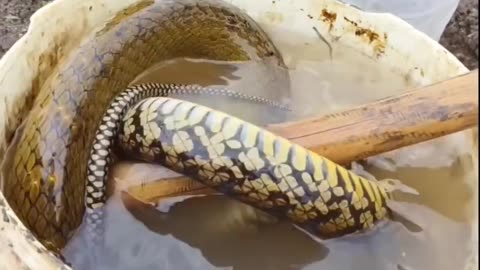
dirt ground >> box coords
[0,0,478,69]
[440,0,479,69]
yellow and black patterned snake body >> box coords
[105,91,391,241]
[117,98,392,239]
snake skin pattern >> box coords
[83,83,289,246]
[1,0,288,252]
[109,96,393,239]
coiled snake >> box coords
[1,0,392,256]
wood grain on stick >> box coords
[269,69,479,164]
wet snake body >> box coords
[1,0,392,255]
[107,95,391,239]
[83,82,392,245]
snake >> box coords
[0,0,393,261]
[83,86,391,247]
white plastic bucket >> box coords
[0,0,476,269]
[341,0,460,41]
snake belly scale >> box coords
[110,95,392,239]
[2,0,288,252]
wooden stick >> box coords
[268,69,478,164]
[121,69,479,203]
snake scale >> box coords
[1,0,392,257]
[85,88,391,245]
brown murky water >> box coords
[29,57,478,269]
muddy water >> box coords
[58,57,476,270]
[130,58,292,127]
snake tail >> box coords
[111,96,393,239]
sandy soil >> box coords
[0,0,478,68]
